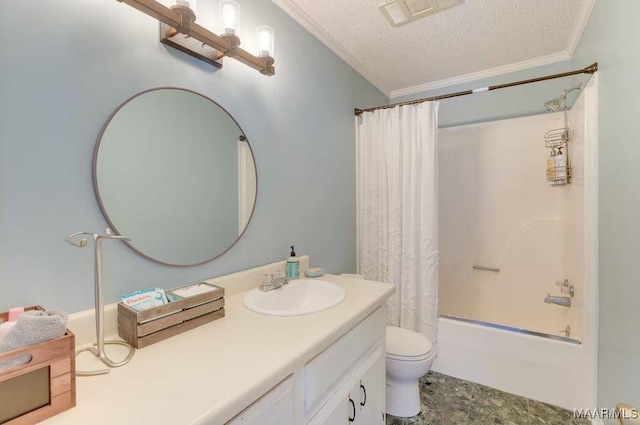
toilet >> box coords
[385,326,434,417]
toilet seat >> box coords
[386,351,432,362]
[386,326,433,361]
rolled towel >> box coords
[0,310,68,371]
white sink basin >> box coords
[243,279,346,317]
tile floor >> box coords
[386,371,591,425]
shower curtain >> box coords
[356,101,439,348]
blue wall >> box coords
[0,0,386,313]
[572,0,640,415]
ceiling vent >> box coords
[379,0,461,27]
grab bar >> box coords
[473,265,500,272]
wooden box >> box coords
[0,306,76,425]
[118,282,225,349]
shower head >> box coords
[544,97,564,113]
[544,83,584,113]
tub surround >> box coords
[434,76,598,412]
[42,258,395,424]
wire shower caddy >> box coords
[545,127,570,187]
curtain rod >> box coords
[354,62,598,116]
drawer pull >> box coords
[348,397,356,422]
[359,383,367,406]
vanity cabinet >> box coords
[225,307,386,425]
[307,307,386,424]
[308,348,385,425]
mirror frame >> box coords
[92,87,258,267]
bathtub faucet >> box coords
[544,294,571,308]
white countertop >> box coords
[42,272,394,425]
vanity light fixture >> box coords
[176,0,196,11]
[219,0,240,35]
[116,0,275,75]
[256,26,274,58]
[218,0,241,56]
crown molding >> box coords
[389,51,571,99]
[566,0,595,57]
[272,0,392,96]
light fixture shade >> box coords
[176,0,196,13]
[256,26,274,58]
[218,0,241,35]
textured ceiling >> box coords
[273,0,594,97]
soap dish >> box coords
[304,268,325,278]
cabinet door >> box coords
[308,388,358,425]
[304,308,385,415]
[309,349,386,425]
[320,393,353,425]
[355,350,386,425]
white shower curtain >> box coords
[357,102,439,348]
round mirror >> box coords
[93,88,257,266]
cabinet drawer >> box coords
[304,307,385,414]
[227,375,295,425]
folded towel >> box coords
[0,310,68,371]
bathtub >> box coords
[432,315,597,410]
[433,77,599,412]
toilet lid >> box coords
[386,326,433,359]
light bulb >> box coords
[218,0,241,35]
[176,0,196,12]
[256,26,274,58]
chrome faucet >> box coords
[544,294,571,308]
[259,272,288,292]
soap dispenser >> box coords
[286,245,299,280]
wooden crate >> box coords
[118,283,225,348]
[0,306,76,425]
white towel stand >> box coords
[65,228,135,376]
